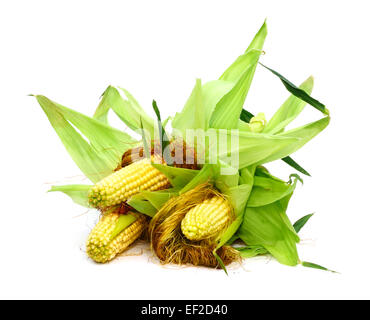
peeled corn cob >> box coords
[88,157,170,208]
[86,211,147,263]
[181,196,232,241]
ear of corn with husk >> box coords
[87,211,147,263]
[35,20,332,271]
[88,156,170,208]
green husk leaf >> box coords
[93,87,113,124]
[264,76,314,134]
[240,110,311,176]
[301,261,338,273]
[219,21,267,81]
[111,213,138,239]
[208,21,267,132]
[258,116,330,165]
[127,197,158,217]
[246,19,268,52]
[151,164,199,189]
[226,234,239,245]
[216,166,256,252]
[239,165,257,185]
[172,79,206,134]
[172,80,236,135]
[213,161,240,191]
[139,188,180,210]
[236,245,268,258]
[118,87,157,137]
[259,63,329,115]
[225,184,253,217]
[210,50,262,129]
[48,184,92,207]
[202,80,235,127]
[293,213,314,233]
[215,129,299,169]
[254,166,283,181]
[239,181,300,266]
[128,188,180,216]
[180,164,216,194]
[94,86,156,138]
[239,205,299,266]
[34,95,137,183]
[247,176,298,207]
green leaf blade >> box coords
[210,50,262,129]
[293,213,314,233]
[301,261,338,273]
[260,63,329,115]
[48,184,92,207]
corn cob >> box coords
[86,212,147,263]
[181,196,232,241]
[88,157,170,208]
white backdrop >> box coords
[1,0,369,299]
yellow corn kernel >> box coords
[181,196,232,241]
[88,157,169,208]
[86,212,147,263]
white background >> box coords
[1,0,369,299]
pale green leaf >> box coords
[240,111,311,176]
[139,188,180,210]
[94,86,156,138]
[48,184,92,207]
[210,50,262,129]
[180,164,216,194]
[93,86,117,124]
[236,245,268,258]
[215,129,299,169]
[216,166,256,250]
[202,80,235,128]
[127,194,158,217]
[245,20,268,53]
[264,76,314,134]
[209,21,267,131]
[35,95,136,183]
[127,188,180,216]
[118,87,157,137]
[247,176,298,207]
[239,200,299,266]
[219,21,267,81]
[258,116,330,165]
[213,161,240,192]
[111,213,138,239]
[172,79,205,134]
[151,164,199,189]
